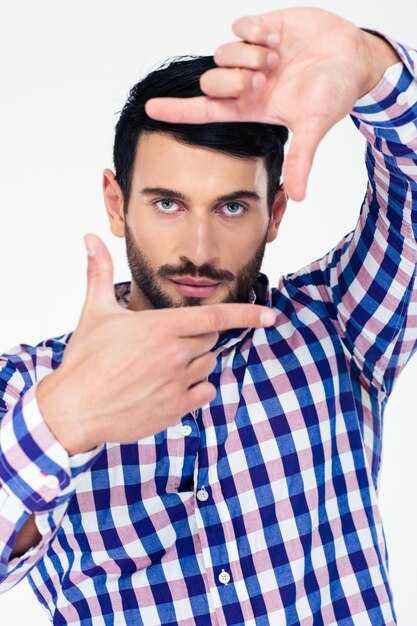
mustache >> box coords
[158,257,234,282]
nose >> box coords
[180,216,220,269]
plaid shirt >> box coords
[1,35,416,626]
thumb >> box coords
[82,234,118,315]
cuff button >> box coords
[396,92,407,106]
[44,475,60,490]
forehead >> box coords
[132,132,268,197]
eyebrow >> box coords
[139,187,261,204]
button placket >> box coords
[218,569,231,585]
[196,485,209,502]
[180,424,192,437]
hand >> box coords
[37,234,276,455]
[145,8,399,201]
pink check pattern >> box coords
[1,35,417,626]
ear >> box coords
[266,185,287,243]
[103,168,125,238]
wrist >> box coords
[37,372,91,457]
[359,30,401,97]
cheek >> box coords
[222,229,266,269]
[128,214,171,264]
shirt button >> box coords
[218,569,231,585]
[196,486,209,502]
[180,424,192,437]
[396,92,407,106]
[44,475,60,490]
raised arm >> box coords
[145,7,400,201]
[0,236,275,590]
[146,6,417,396]
[0,344,103,591]
[285,34,417,397]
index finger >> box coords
[145,95,248,125]
[173,303,277,337]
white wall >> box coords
[0,1,416,624]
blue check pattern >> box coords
[0,35,416,626]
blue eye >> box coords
[223,202,245,217]
[155,199,178,213]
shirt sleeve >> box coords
[0,344,104,592]
[283,35,417,400]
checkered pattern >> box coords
[1,36,416,625]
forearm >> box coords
[336,35,417,392]
[0,358,104,587]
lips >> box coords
[170,277,221,298]
[171,276,220,287]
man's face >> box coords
[114,132,276,310]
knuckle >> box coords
[235,70,251,93]
[186,382,216,413]
[254,48,265,66]
[204,334,219,354]
[207,307,226,331]
[86,264,99,282]
[203,381,217,403]
[236,71,246,91]
[252,23,264,39]
[206,353,218,373]
[169,342,189,367]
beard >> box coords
[124,222,267,309]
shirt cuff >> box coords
[0,384,103,512]
[352,33,417,127]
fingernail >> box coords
[84,236,95,257]
[267,33,280,47]
[261,310,276,326]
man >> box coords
[0,6,415,625]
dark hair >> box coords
[114,56,288,213]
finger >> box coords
[185,380,217,412]
[232,14,282,48]
[173,303,276,337]
[145,95,254,124]
[181,332,219,361]
[283,119,330,201]
[82,234,119,315]
[187,351,218,386]
[200,67,266,99]
[215,41,279,71]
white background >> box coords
[0,1,416,624]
